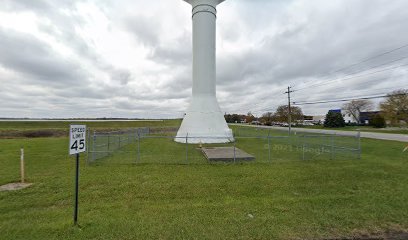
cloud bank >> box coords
[0,0,407,118]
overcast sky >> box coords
[1,0,407,118]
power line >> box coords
[293,92,407,106]
[228,100,286,114]
[293,42,408,89]
[248,100,289,113]
[331,43,408,74]
[293,85,408,103]
[229,44,408,112]
[293,62,408,92]
[226,93,285,113]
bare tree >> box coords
[342,100,373,124]
[260,112,274,125]
[245,112,255,123]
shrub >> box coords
[370,114,386,128]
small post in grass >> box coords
[20,147,25,183]
[69,124,86,226]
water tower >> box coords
[175,0,234,143]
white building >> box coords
[312,110,358,124]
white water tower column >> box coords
[176,0,233,143]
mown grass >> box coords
[295,125,408,135]
[0,120,181,131]
[0,120,182,139]
[0,122,408,239]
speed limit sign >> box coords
[69,124,86,225]
[69,125,86,155]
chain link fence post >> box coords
[92,130,96,162]
[107,134,110,156]
[137,130,141,163]
[118,135,121,149]
[357,131,361,159]
[302,135,305,161]
[268,130,271,163]
[233,140,236,163]
[330,133,334,160]
[86,128,90,164]
[185,133,188,164]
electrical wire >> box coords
[292,42,408,90]
[293,62,408,92]
[292,92,407,106]
[330,43,408,74]
[293,85,408,103]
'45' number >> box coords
[71,139,85,151]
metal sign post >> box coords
[69,125,86,225]
[74,153,79,224]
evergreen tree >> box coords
[324,111,345,128]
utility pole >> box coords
[284,86,294,135]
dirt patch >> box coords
[0,182,33,191]
[0,129,67,139]
[321,230,408,240]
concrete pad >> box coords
[201,147,255,162]
[0,182,32,191]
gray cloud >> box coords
[110,69,132,85]
[126,15,160,47]
[0,29,86,86]
[1,0,408,118]
[3,0,51,13]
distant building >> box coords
[312,115,325,124]
[359,111,381,125]
[343,112,357,124]
[311,109,358,125]
[330,109,358,124]
[329,109,341,113]
[303,115,313,121]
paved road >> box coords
[234,124,408,143]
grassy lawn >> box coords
[0,120,182,139]
[0,119,181,131]
[295,125,408,135]
[1,122,408,239]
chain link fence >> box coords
[87,128,149,163]
[86,126,361,165]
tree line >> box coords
[338,89,407,128]
[225,89,407,128]
[225,105,304,126]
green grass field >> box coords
[0,120,181,131]
[1,121,408,239]
[295,125,408,135]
